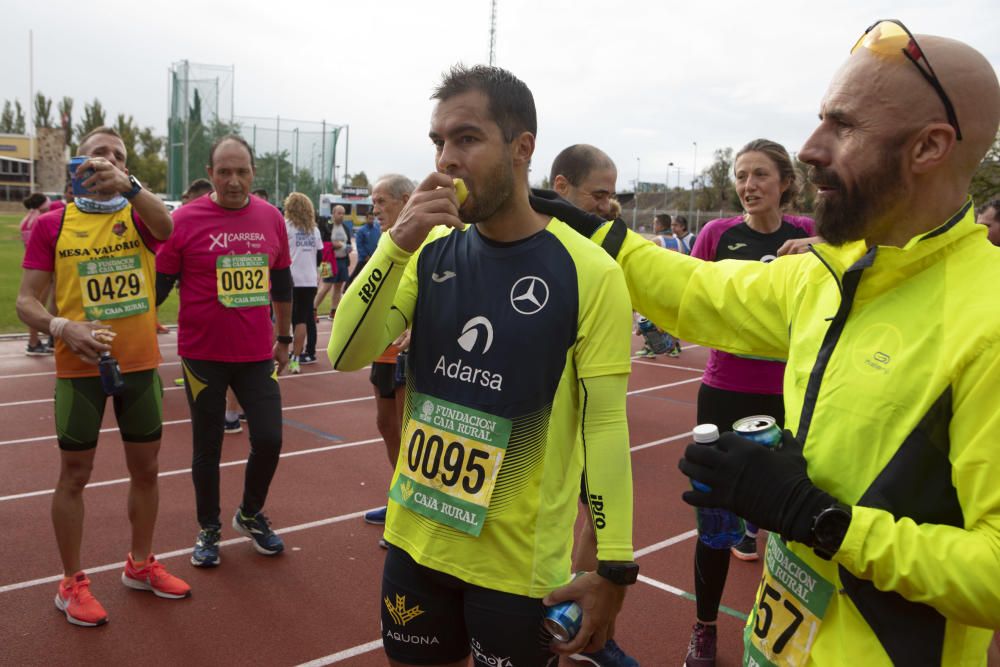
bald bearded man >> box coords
[541,20,1000,666]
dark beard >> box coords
[458,152,514,224]
[811,143,906,246]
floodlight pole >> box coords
[689,141,698,215]
[28,29,35,193]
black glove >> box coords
[678,429,835,546]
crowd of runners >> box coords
[14,19,1000,667]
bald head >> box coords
[918,35,1000,175]
[828,35,999,182]
[800,32,999,246]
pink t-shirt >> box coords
[157,195,291,362]
[19,203,50,246]
[691,214,815,394]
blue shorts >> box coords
[324,256,350,284]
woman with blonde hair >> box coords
[283,192,322,372]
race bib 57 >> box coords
[744,533,835,667]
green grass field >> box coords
[0,213,179,334]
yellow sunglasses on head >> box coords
[851,19,962,141]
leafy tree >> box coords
[293,167,322,205]
[112,113,167,192]
[694,147,735,211]
[58,97,74,151]
[13,100,25,133]
[0,100,26,133]
[75,99,106,143]
[114,113,140,158]
[793,159,816,213]
[350,171,370,188]
[135,127,167,193]
[971,130,1000,206]
[255,150,295,202]
[0,101,13,132]
[34,93,53,128]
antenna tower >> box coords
[489,0,497,65]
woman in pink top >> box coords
[684,140,816,667]
[19,193,54,355]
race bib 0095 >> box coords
[389,393,511,536]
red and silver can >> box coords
[733,415,783,449]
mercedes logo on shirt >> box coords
[510,276,549,315]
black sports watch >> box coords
[596,561,640,586]
[276,335,293,345]
[123,174,142,200]
[811,502,852,560]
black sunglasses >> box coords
[851,19,962,141]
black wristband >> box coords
[276,335,293,345]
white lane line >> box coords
[0,360,180,380]
[638,573,689,597]
[631,359,705,372]
[634,529,698,559]
[0,506,383,594]
[0,369,351,408]
[0,394,375,448]
[0,377,691,448]
[0,418,693,503]
[630,431,692,453]
[0,437,384,503]
[294,528,701,666]
[626,377,701,395]
[295,640,384,666]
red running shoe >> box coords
[55,572,108,627]
[121,553,192,599]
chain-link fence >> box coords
[233,116,341,205]
[167,61,234,198]
[619,192,739,235]
[167,61,342,204]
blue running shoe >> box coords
[364,506,387,525]
[190,528,221,567]
[232,509,284,555]
[572,639,640,667]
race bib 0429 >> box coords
[744,533,835,667]
[388,393,511,536]
[216,254,270,308]
[77,254,150,320]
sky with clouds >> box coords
[5,0,998,191]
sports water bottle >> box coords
[98,352,125,396]
[692,423,745,549]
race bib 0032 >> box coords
[216,254,270,308]
[744,533,835,667]
[77,254,150,320]
[388,393,511,536]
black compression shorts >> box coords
[381,544,557,666]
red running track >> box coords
[0,322,764,666]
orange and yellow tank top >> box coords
[53,203,161,378]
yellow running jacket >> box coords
[584,201,1000,666]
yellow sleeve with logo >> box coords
[580,373,634,562]
[836,340,1000,629]
[328,233,417,370]
[591,224,796,360]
